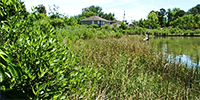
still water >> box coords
[150,37,200,67]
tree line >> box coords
[34,4,115,24]
[136,4,200,29]
[34,4,200,30]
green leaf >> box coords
[7,0,11,5]
[0,57,7,67]
[2,0,7,4]
[37,83,46,94]
[7,65,16,78]
[0,66,5,82]
[32,86,36,95]
[0,11,3,17]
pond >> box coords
[150,37,200,68]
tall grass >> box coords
[68,35,200,99]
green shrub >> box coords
[89,24,99,28]
[169,28,176,34]
[2,15,78,99]
[83,30,95,39]
[112,23,118,28]
[119,22,128,30]
[114,32,123,38]
[97,31,106,39]
[101,24,112,31]
[50,18,65,28]
[112,27,118,32]
[0,47,22,90]
[194,29,200,34]
[1,3,79,99]
[34,18,53,33]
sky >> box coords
[22,0,200,22]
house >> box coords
[81,16,109,27]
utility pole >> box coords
[123,11,125,21]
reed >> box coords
[68,35,200,99]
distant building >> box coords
[81,16,109,27]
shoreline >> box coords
[155,34,200,37]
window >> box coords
[98,21,100,24]
[103,21,105,25]
[92,21,94,24]
[81,21,83,24]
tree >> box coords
[159,8,167,27]
[82,5,103,16]
[188,4,200,15]
[151,8,167,27]
[0,0,28,22]
[174,10,185,19]
[166,8,173,26]
[35,4,47,14]
[48,4,63,18]
[81,11,96,18]
[170,14,199,29]
[147,12,160,29]
[194,14,200,28]
[166,8,186,26]
[81,5,116,20]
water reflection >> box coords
[167,54,200,68]
[150,37,200,68]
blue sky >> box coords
[22,0,199,21]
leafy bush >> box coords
[89,24,99,28]
[50,18,65,28]
[34,18,53,33]
[114,32,123,38]
[119,22,128,30]
[83,30,95,39]
[112,23,118,28]
[194,29,200,34]
[1,1,79,99]
[0,47,22,90]
[101,24,112,31]
[97,31,106,39]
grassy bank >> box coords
[67,35,200,99]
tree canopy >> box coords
[35,4,47,14]
[80,5,116,20]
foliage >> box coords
[1,1,200,99]
[69,36,200,99]
[0,47,21,88]
[80,5,116,20]
[112,23,118,28]
[119,21,128,30]
[89,24,99,28]
[0,1,78,99]
[0,0,28,22]
[35,4,47,15]
[170,14,200,29]
[101,24,112,31]
[147,12,160,29]
[187,4,200,15]
[50,18,65,28]
[48,4,63,18]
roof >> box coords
[81,16,108,22]
[109,20,119,23]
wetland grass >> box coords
[68,35,200,99]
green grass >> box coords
[67,35,200,99]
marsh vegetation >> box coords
[0,0,200,99]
